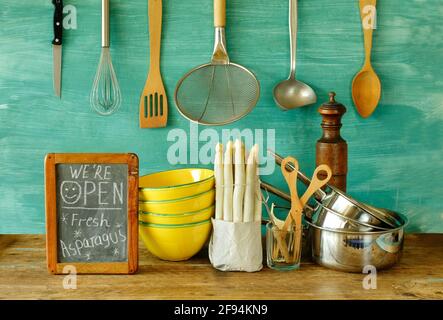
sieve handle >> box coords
[214,0,226,27]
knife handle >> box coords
[52,0,63,45]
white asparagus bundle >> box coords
[214,143,224,220]
[253,146,262,222]
[223,141,234,222]
[243,144,258,222]
[254,175,262,222]
[233,140,245,222]
[233,140,245,223]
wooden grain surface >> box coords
[0,0,442,233]
[0,234,442,300]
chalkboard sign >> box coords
[45,153,139,274]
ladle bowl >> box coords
[274,78,317,110]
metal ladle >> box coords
[273,0,316,110]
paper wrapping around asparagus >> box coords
[209,218,263,272]
[210,141,263,272]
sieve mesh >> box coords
[175,63,260,125]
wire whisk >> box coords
[90,0,121,116]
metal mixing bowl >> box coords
[310,201,392,232]
[320,191,401,229]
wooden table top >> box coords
[0,234,442,300]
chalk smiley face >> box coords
[60,181,82,204]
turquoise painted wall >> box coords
[0,0,442,233]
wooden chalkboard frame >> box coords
[45,153,139,274]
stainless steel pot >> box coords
[305,210,408,273]
[270,151,401,229]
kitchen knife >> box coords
[52,0,63,97]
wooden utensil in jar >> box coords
[281,157,303,232]
[279,160,332,262]
[280,157,303,263]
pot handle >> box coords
[268,150,328,200]
[375,230,403,254]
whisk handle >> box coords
[101,0,110,47]
[214,0,226,28]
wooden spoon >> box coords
[352,0,381,118]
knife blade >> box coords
[52,0,63,97]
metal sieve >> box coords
[174,0,260,126]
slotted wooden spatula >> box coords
[139,0,168,128]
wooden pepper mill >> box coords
[316,92,348,191]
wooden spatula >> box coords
[139,0,168,128]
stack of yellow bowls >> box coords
[139,168,215,261]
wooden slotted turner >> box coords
[139,0,168,128]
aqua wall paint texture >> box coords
[0,0,442,233]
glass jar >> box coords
[266,221,302,271]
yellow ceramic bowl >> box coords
[139,168,214,201]
[139,220,212,261]
[139,205,214,225]
[139,189,215,214]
